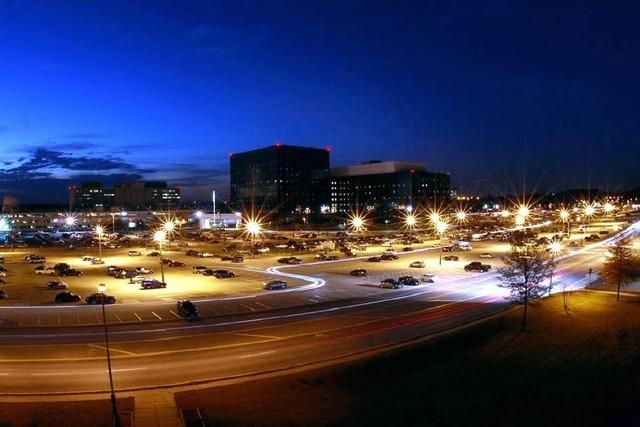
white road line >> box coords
[254,302,271,309]
[151,311,162,320]
[238,350,275,359]
[169,310,181,319]
[133,313,142,322]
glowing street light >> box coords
[154,230,167,284]
[348,213,367,233]
[65,215,76,227]
[500,210,510,218]
[163,220,176,233]
[455,211,467,222]
[515,215,526,227]
[245,218,262,257]
[603,202,615,213]
[404,213,418,230]
[583,203,596,217]
[559,209,571,237]
[517,205,530,218]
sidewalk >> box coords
[134,392,182,427]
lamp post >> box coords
[436,221,448,266]
[95,225,104,262]
[98,283,120,427]
[559,209,570,237]
[245,219,261,258]
[548,241,562,291]
[111,213,115,233]
[154,230,166,284]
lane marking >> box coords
[238,350,275,359]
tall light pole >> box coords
[98,283,120,427]
[154,230,166,284]
[436,221,448,266]
[559,209,570,237]
[245,219,261,258]
[95,225,104,262]
[548,241,562,291]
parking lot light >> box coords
[154,230,167,283]
[97,282,120,427]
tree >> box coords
[498,245,557,331]
[600,239,640,302]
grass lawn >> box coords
[175,291,640,426]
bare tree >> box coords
[600,239,640,302]
[498,245,557,331]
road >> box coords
[0,223,626,396]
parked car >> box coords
[47,280,68,290]
[264,280,288,290]
[54,291,81,303]
[135,266,153,274]
[85,293,116,305]
[464,262,491,272]
[420,274,436,283]
[141,280,167,289]
[213,270,235,279]
[192,265,209,274]
[177,300,199,318]
[442,246,454,252]
[380,278,403,289]
[34,265,56,275]
[410,261,426,268]
[128,250,142,256]
[0,289,6,299]
[398,276,420,286]
[147,251,161,257]
[367,256,381,262]
[169,261,185,268]
[25,255,46,264]
[479,253,493,259]
[380,253,399,261]
[231,255,244,263]
[402,246,414,252]
[129,275,149,284]
[443,255,459,261]
[59,268,82,277]
[81,255,96,262]
[349,268,368,277]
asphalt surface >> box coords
[0,223,624,395]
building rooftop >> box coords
[330,161,427,177]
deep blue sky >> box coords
[1,0,639,203]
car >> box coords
[177,300,199,318]
[264,280,288,290]
[34,265,56,275]
[169,261,185,268]
[380,253,399,261]
[147,251,161,257]
[85,293,116,305]
[231,255,244,263]
[213,270,235,279]
[53,263,71,272]
[47,280,68,290]
[25,255,46,264]
[380,278,403,289]
[442,246,454,252]
[402,246,414,252]
[82,255,96,262]
[0,289,6,299]
[135,266,153,274]
[141,280,167,289]
[192,265,209,274]
[185,249,202,257]
[383,249,397,255]
[420,274,436,283]
[112,269,135,279]
[107,265,121,272]
[349,268,368,277]
[410,261,426,268]
[128,275,149,284]
[59,268,82,277]
[54,291,81,303]
[201,252,215,258]
[464,262,491,272]
[325,255,340,261]
[479,253,493,259]
[0,256,4,263]
[91,258,105,265]
[367,256,381,262]
[458,245,472,251]
[0,279,4,285]
[128,250,142,256]
[443,255,459,261]
[398,276,420,286]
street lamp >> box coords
[429,211,441,224]
[455,211,467,222]
[95,225,104,262]
[245,219,262,257]
[517,205,530,219]
[154,230,167,284]
[583,202,596,233]
[349,213,366,233]
[435,221,448,265]
[603,202,615,214]
[404,212,417,231]
[500,210,510,219]
[515,215,525,227]
[548,241,562,290]
[98,283,120,427]
[559,209,570,236]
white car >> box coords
[81,255,96,262]
[135,267,153,274]
[201,252,215,258]
[128,250,142,257]
[479,253,493,259]
[129,275,148,284]
[383,249,397,256]
[34,265,56,275]
[410,261,426,268]
[459,246,472,251]
[255,247,270,253]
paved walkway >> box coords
[134,392,182,427]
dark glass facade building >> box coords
[230,144,330,215]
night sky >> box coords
[1,0,639,203]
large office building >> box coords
[69,181,180,210]
[230,144,330,215]
[323,161,450,214]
